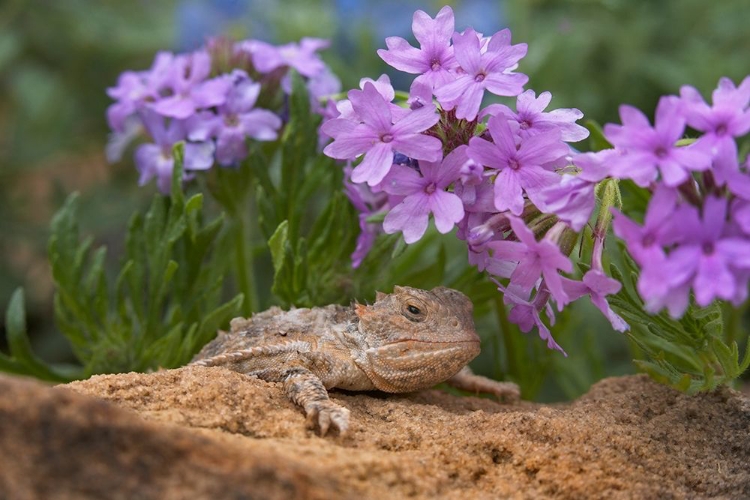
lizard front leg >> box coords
[446,366,520,402]
[283,367,350,436]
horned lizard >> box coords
[190,286,519,435]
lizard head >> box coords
[354,286,481,393]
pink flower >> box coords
[377,6,458,90]
[241,37,329,77]
[486,217,573,307]
[150,51,233,120]
[663,197,750,308]
[481,90,589,142]
[604,96,711,187]
[106,51,176,131]
[679,76,750,195]
[561,271,628,332]
[186,71,282,166]
[382,147,467,243]
[611,185,679,266]
[434,28,528,121]
[322,82,442,186]
[467,114,569,215]
[499,283,567,356]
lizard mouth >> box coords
[366,339,481,362]
[360,340,482,393]
[388,338,480,345]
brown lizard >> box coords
[190,285,519,435]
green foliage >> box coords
[608,247,750,393]
[0,288,80,381]
[256,73,359,307]
[2,145,242,379]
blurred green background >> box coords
[1,0,748,397]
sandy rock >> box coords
[1,367,748,499]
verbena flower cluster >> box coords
[608,77,750,318]
[320,5,750,354]
[107,37,340,192]
[321,6,610,355]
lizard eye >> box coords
[402,301,426,322]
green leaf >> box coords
[171,141,186,206]
[11,168,239,378]
[584,120,612,152]
[609,245,745,393]
[3,288,75,381]
[185,192,203,215]
[268,220,290,277]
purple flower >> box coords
[498,282,567,355]
[107,51,175,131]
[679,76,750,191]
[467,114,569,215]
[186,71,282,166]
[487,217,573,307]
[243,37,329,77]
[134,111,214,193]
[561,271,628,332]
[541,151,614,231]
[381,147,467,243]
[325,75,405,125]
[322,82,442,186]
[481,90,589,142]
[680,76,750,147]
[377,6,457,90]
[456,174,498,214]
[638,265,691,318]
[604,96,711,187]
[611,185,678,266]
[731,198,750,236]
[306,66,342,114]
[541,176,595,232]
[662,197,750,308]
[407,79,434,111]
[455,158,484,206]
[150,51,233,120]
[106,115,143,163]
[434,28,528,121]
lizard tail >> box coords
[189,341,311,367]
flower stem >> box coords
[726,301,747,348]
[233,212,258,316]
[494,295,516,381]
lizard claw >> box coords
[487,381,521,403]
[305,401,350,436]
[446,367,521,403]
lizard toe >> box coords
[490,382,521,403]
[305,401,350,436]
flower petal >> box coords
[351,142,395,185]
[429,190,465,233]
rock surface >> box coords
[1,367,748,499]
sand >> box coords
[0,367,748,499]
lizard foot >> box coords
[482,381,521,403]
[446,366,521,403]
[304,401,350,436]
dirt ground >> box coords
[0,367,748,499]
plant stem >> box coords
[233,214,258,315]
[726,302,747,347]
[494,295,516,381]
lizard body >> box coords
[190,286,519,435]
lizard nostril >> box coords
[451,319,459,328]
